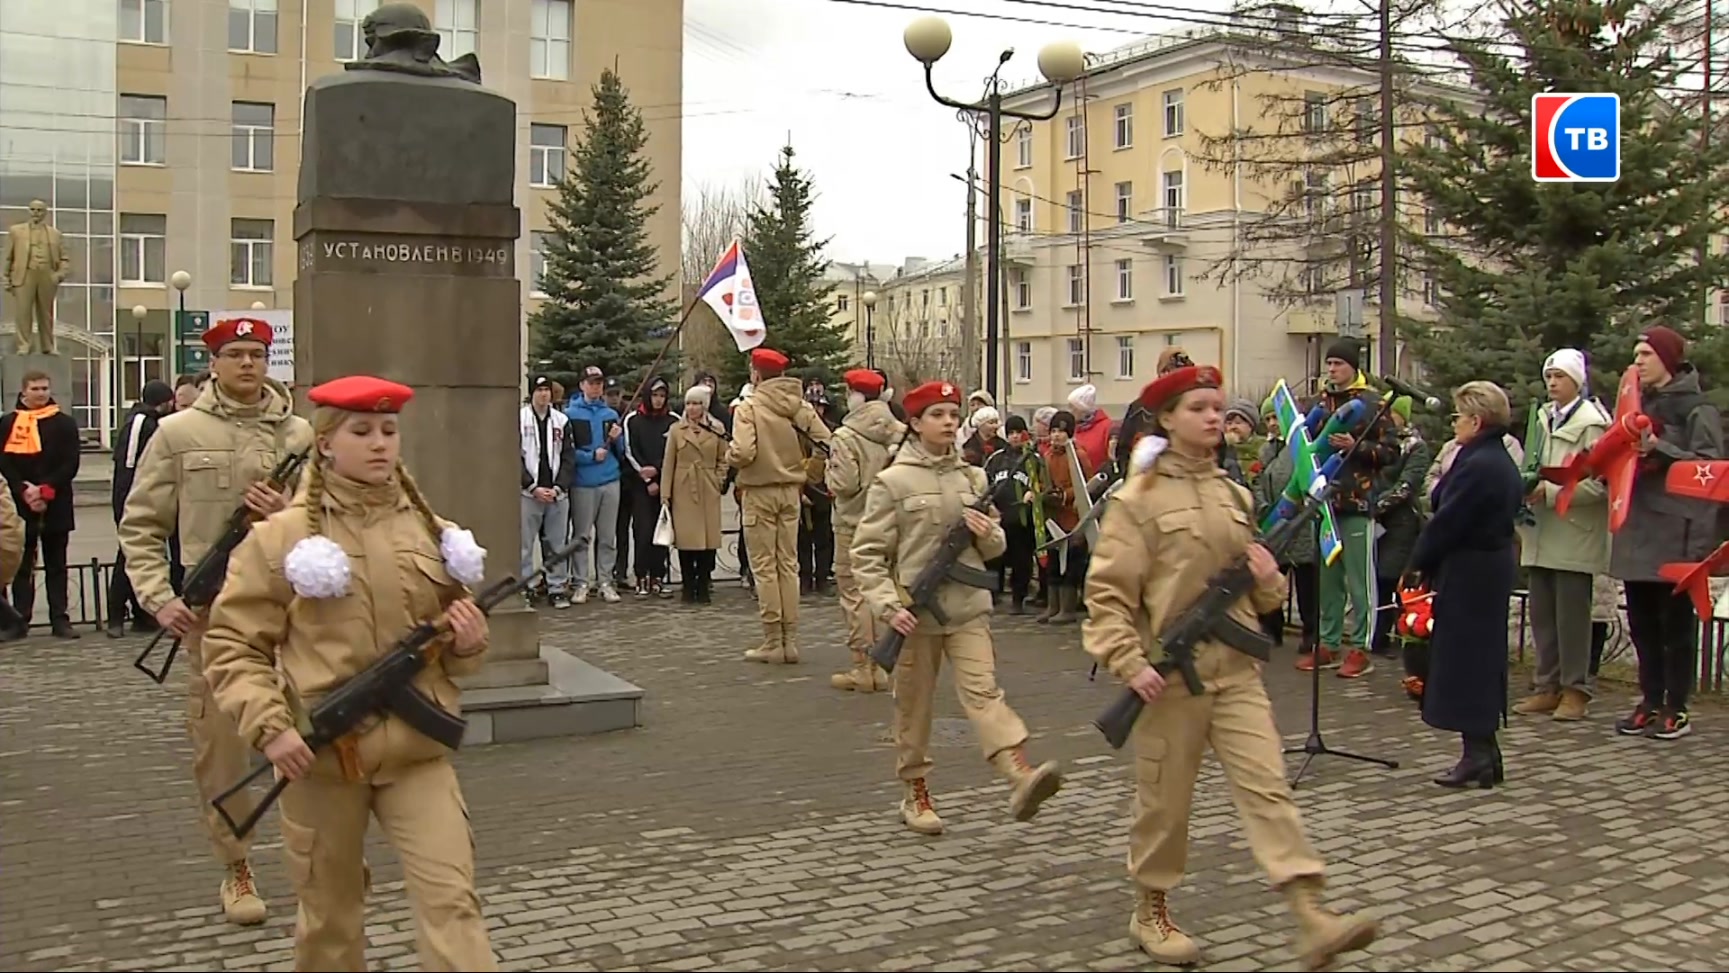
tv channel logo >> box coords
[1532,93,1620,183]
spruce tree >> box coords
[721,144,849,393]
[1400,0,1729,413]
[529,68,678,393]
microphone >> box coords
[1381,375,1443,410]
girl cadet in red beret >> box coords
[1080,365,1377,971]
[849,380,1063,836]
[201,374,498,972]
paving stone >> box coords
[3,594,1726,971]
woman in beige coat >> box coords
[661,384,728,604]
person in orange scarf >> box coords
[0,369,81,638]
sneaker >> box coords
[634,579,650,598]
[550,591,572,610]
[1337,648,1374,678]
[1652,710,1692,740]
[1615,702,1657,736]
[571,584,590,605]
[1295,646,1339,672]
[599,584,621,603]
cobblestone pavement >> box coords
[4,588,1727,972]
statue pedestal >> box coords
[1,354,73,407]
[292,68,643,744]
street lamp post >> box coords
[861,290,878,370]
[129,304,147,401]
[903,17,1084,400]
[170,270,191,382]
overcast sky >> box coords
[681,0,1251,268]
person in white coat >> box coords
[521,376,576,607]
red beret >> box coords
[903,380,963,418]
[202,317,273,352]
[843,368,885,396]
[1138,365,1223,413]
[307,375,414,414]
[750,348,789,375]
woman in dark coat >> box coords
[1408,381,1524,789]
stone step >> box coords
[457,647,643,746]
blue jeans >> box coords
[520,492,571,593]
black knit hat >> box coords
[1323,337,1362,369]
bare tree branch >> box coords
[681,178,761,287]
[871,298,959,391]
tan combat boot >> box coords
[831,647,881,692]
[1513,690,1560,715]
[901,778,943,835]
[221,860,267,926]
[990,748,1063,821]
[1553,688,1589,721]
[1129,888,1201,966]
[780,621,801,664]
[1282,875,1377,971]
[743,621,787,663]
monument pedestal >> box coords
[1,353,72,406]
[292,65,643,744]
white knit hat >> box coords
[1543,348,1587,389]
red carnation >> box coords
[38,485,55,502]
[1249,461,1263,475]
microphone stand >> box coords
[1283,392,1401,788]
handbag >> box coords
[652,503,674,547]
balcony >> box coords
[1285,300,1339,335]
[1001,231,1036,264]
[1137,207,1190,248]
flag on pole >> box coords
[696,240,766,353]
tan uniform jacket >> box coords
[117,379,313,615]
[1082,448,1286,684]
[826,400,905,535]
[0,472,23,586]
[201,472,486,773]
[660,414,727,550]
[850,439,1007,634]
[726,376,832,487]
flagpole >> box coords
[622,294,705,414]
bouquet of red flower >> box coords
[1394,580,1433,702]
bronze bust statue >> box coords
[346,2,481,84]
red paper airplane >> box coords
[1664,459,1729,503]
[1659,540,1729,619]
[1538,365,1649,532]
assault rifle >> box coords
[1092,481,1330,750]
[211,536,582,840]
[868,478,1014,675]
[134,449,311,684]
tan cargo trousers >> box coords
[893,617,1028,781]
[833,529,872,655]
[741,484,802,627]
[279,755,496,971]
[1127,642,1326,891]
[186,631,257,864]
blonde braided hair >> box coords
[306,406,443,548]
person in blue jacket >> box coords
[564,364,624,603]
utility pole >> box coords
[1376,0,1399,376]
[1701,0,1714,331]
[962,158,981,392]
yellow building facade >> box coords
[995,20,1455,411]
[0,0,680,442]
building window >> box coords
[334,0,378,61]
[231,102,275,172]
[436,0,478,59]
[1065,115,1084,159]
[1163,88,1185,137]
[1015,340,1032,382]
[530,230,551,294]
[531,0,572,80]
[529,124,566,187]
[1013,198,1032,233]
[1303,90,1327,133]
[1066,190,1083,234]
[119,95,166,166]
[230,219,274,287]
[1116,335,1134,379]
[1424,206,1441,235]
[1114,103,1133,149]
[1016,126,1032,168]
[229,0,276,54]
[1164,254,1184,296]
[1115,181,1132,223]
[1011,268,1030,309]
[1422,272,1437,306]
[1066,264,1083,306]
[1115,258,1132,301]
[119,214,167,285]
[1162,170,1184,225]
[835,293,849,313]
[121,0,168,44]
[1067,337,1084,381]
